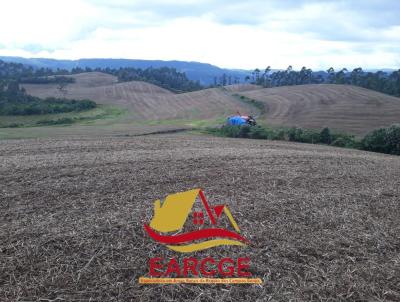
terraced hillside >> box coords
[23,72,256,121]
[22,73,400,135]
[239,84,400,135]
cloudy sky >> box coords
[0,0,399,70]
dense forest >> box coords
[245,66,400,97]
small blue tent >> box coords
[227,116,247,126]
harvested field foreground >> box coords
[1,134,400,301]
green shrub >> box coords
[320,127,332,144]
[206,123,399,156]
[361,128,388,153]
[300,129,321,144]
[330,132,357,148]
[0,98,96,116]
[238,125,251,138]
[19,76,75,84]
[288,127,300,141]
[362,124,400,155]
[287,127,303,142]
[287,127,320,143]
[332,137,348,147]
[224,125,242,137]
[248,126,270,139]
[385,124,400,155]
[271,129,286,140]
[36,117,75,125]
[1,123,23,128]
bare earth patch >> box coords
[1,134,399,301]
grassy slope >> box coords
[0,105,125,127]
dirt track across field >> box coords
[1,133,399,301]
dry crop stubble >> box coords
[23,73,400,136]
[1,134,400,301]
[22,72,256,121]
[239,84,400,136]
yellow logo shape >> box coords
[150,189,200,232]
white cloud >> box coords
[0,0,399,70]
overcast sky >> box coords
[0,0,399,70]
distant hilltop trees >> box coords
[0,60,203,93]
[1,59,400,98]
[0,59,203,115]
[246,66,400,97]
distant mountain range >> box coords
[0,56,252,86]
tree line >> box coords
[0,60,203,93]
[0,59,203,115]
[247,66,400,97]
[212,74,241,86]
[102,66,203,92]
[207,123,400,156]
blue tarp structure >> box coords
[227,116,247,126]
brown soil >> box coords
[24,74,400,135]
[240,84,400,136]
[22,72,255,120]
[1,134,399,301]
